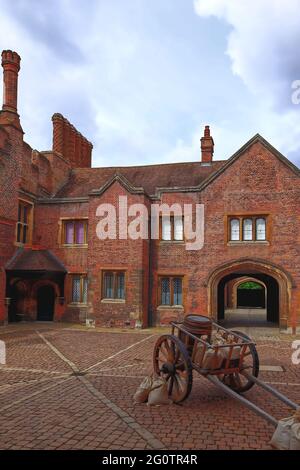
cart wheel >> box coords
[218,330,259,394]
[153,334,193,403]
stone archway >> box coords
[207,259,292,329]
[7,278,61,322]
[232,277,267,309]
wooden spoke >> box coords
[164,339,174,362]
[169,375,175,395]
[153,334,193,403]
[159,344,169,362]
[226,330,259,394]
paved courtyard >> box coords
[0,323,299,450]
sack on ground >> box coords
[133,375,153,403]
[270,417,296,450]
[290,408,300,450]
[147,377,172,406]
[290,421,300,450]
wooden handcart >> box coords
[153,315,299,427]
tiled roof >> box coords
[6,248,66,272]
[54,161,225,198]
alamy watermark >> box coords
[291,80,300,104]
[291,340,300,365]
[95,196,204,251]
[0,340,6,365]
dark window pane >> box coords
[18,204,22,222]
[116,273,125,299]
[17,223,22,242]
[161,278,170,305]
[23,206,28,224]
[22,225,27,244]
[173,278,182,305]
[104,272,114,298]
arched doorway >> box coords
[8,281,27,323]
[37,285,55,321]
[236,280,266,308]
[208,259,292,328]
[221,275,273,324]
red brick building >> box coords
[0,50,299,331]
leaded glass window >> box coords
[160,276,183,306]
[102,271,126,300]
[256,218,266,241]
[161,278,170,305]
[243,219,253,241]
[230,219,240,241]
[72,275,88,303]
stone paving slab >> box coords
[0,324,299,450]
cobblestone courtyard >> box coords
[0,324,299,450]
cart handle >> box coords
[206,374,278,428]
[241,371,300,411]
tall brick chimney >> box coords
[201,125,214,164]
[52,113,93,168]
[1,50,20,113]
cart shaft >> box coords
[206,374,278,427]
[241,371,299,410]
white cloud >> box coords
[194,0,300,103]
[194,0,300,165]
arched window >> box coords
[161,216,184,241]
[243,218,253,241]
[228,215,268,242]
[230,219,240,241]
[174,216,183,241]
[161,217,172,240]
[256,218,266,240]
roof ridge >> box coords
[76,160,226,171]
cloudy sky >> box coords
[0,0,299,168]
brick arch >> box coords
[207,258,293,329]
[31,280,60,299]
[231,277,267,309]
[9,278,28,294]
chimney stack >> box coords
[1,50,21,113]
[201,125,214,164]
[51,113,93,168]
